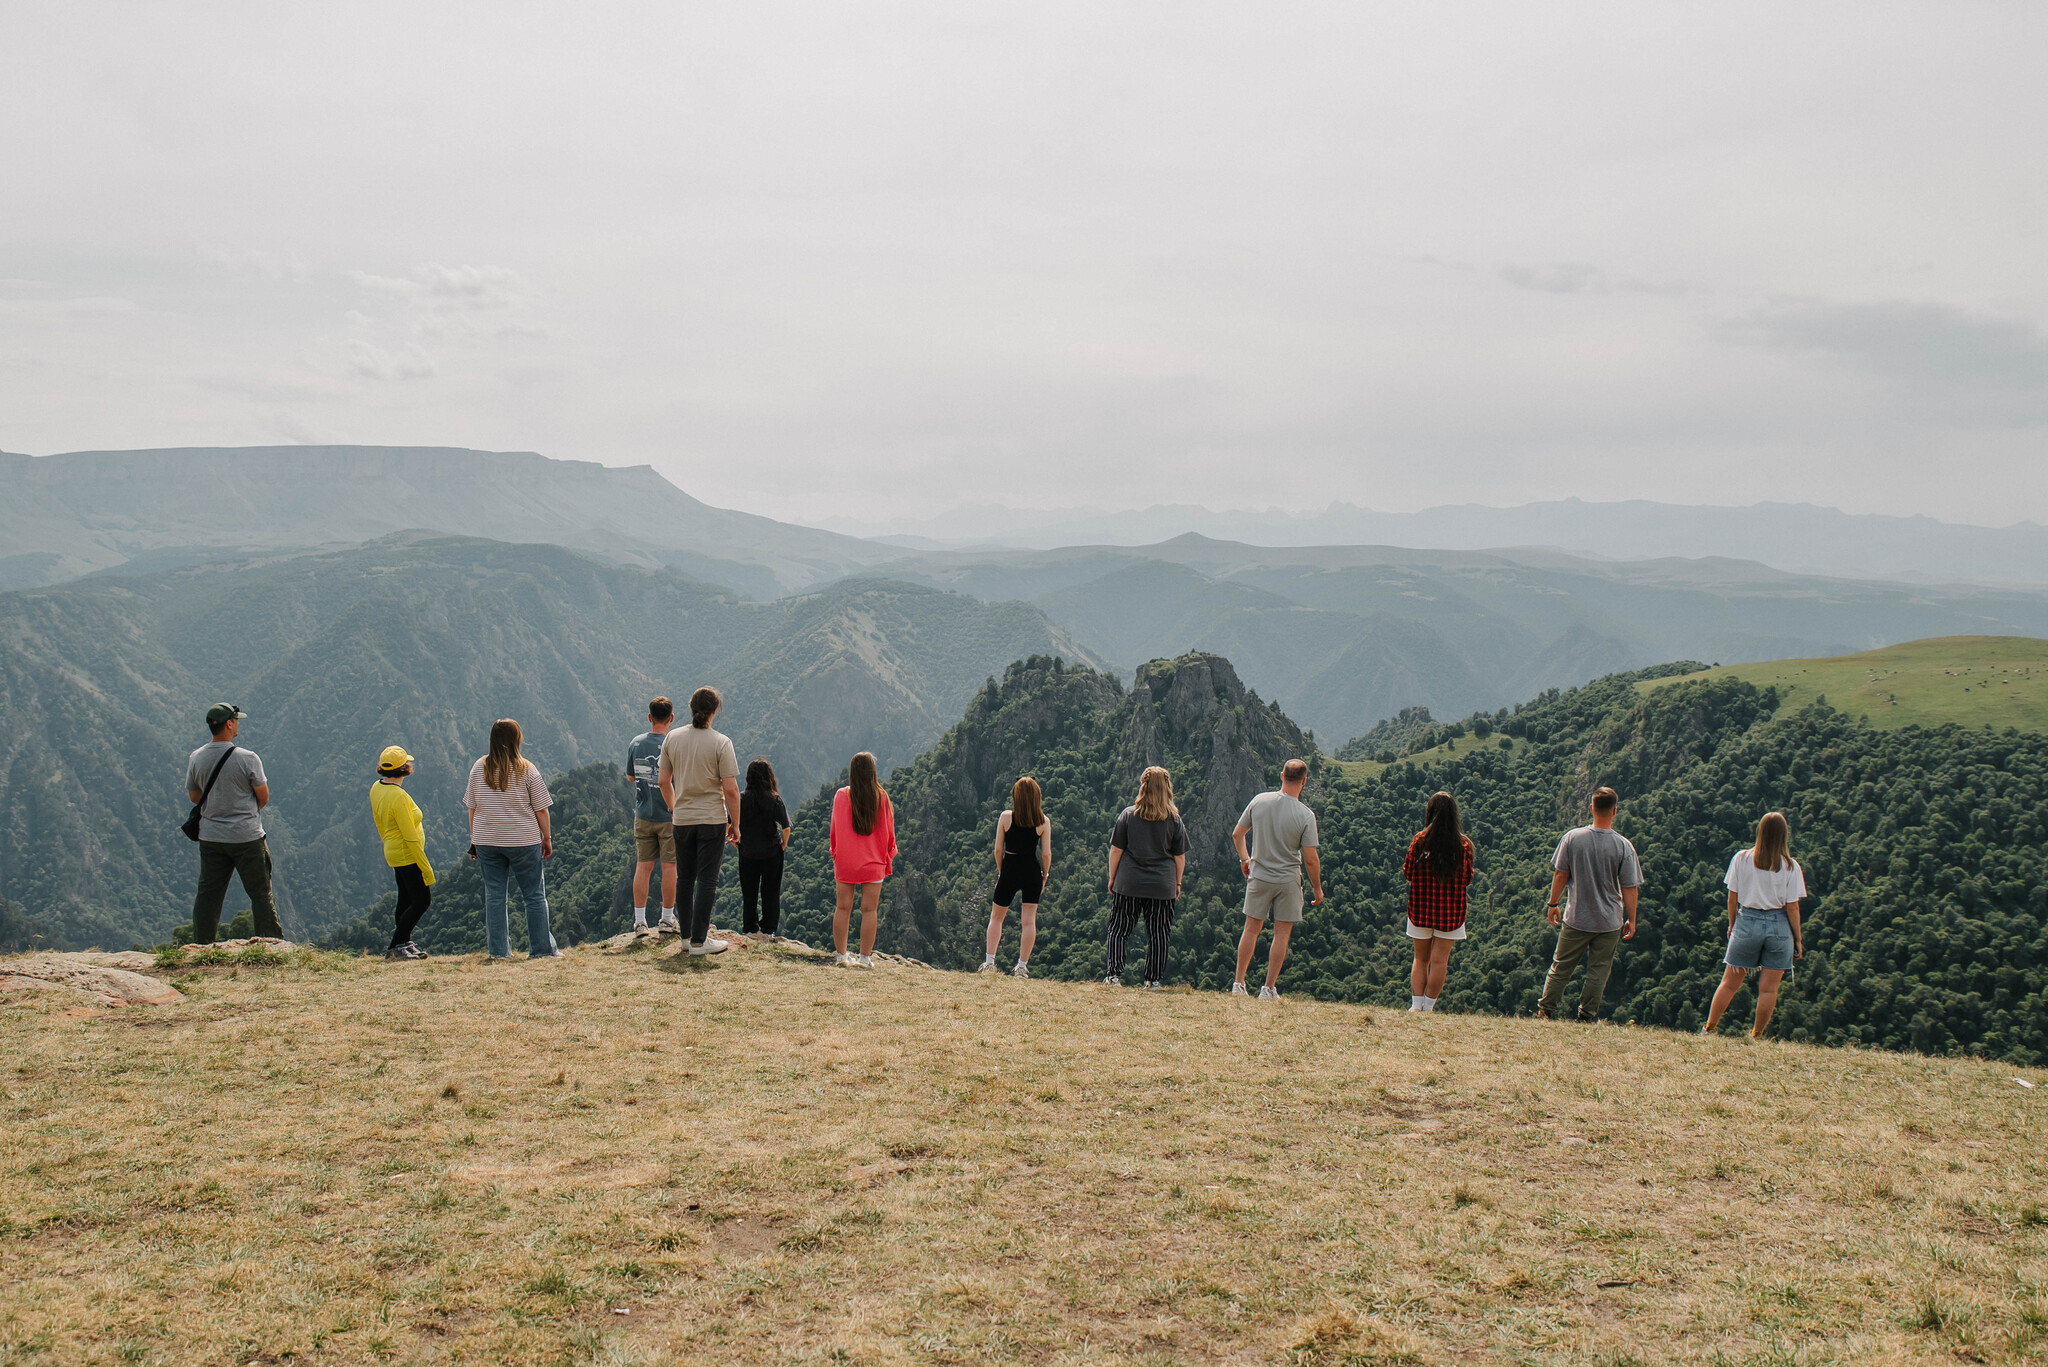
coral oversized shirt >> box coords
[829,787,897,884]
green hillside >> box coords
[0,538,1099,950]
[1647,634,2048,733]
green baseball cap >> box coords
[205,703,249,728]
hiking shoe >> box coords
[401,941,427,960]
[656,912,680,934]
[1103,975,1121,987]
[859,954,877,968]
[1011,963,1029,979]
[978,960,998,974]
[1231,982,1249,996]
[688,938,730,956]
[1143,981,1160,991]
[840,952,860,967]
[384,945,406,961]
[1533,1009,1554,1021]
[1259,986,1280,1001]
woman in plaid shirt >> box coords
[1403,791,1475,1012]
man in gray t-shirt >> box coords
[1230,758,1324,999]
[183,704,281,944]
[1536,787,1641,1021]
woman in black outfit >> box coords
[979,776,1050,978]
[736,758,791,935]
[1104,765,1188,989]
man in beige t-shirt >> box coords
[659,686,741,954]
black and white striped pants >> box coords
[1106,894,1176,983]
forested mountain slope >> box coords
[0,537,1095,949]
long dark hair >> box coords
[848,751,885,836]
[1418,790,1465,884]
[483,718,525,792]
[746,757,778,796]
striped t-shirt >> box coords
[464,758,553,847]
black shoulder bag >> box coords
[180,744,238,842]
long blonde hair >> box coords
[848,751,886,836]
[1135,766,1178,821]
[483,718,527,792]
[1753,811,1791,873]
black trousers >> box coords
[1106,894,1176,983]
[739,854,784,935]
[674,824,726,943]
[391,863,432,947]
[192,838,280,943]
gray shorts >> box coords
[1244,879,1304,923]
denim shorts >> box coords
[1726,907,1794,972]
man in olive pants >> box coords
[1537,787,1640,1021]
[185,704,283,943]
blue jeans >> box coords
[477,844,556,958]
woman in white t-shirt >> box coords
[1703,811,1807,1038]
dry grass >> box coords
[4,938,2047,1366]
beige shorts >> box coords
[1243,879,1305,923]
[634,819,677,863]
[1406,919,1467,941]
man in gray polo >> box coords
[184,703,282,944]
[1536,786,1641,1021]
[1230,758,1323,999]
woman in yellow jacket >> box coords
[370,745,436,960]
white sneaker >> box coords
[688,938,730,956]
[1259,986,1279,1000]
[840,952,860,967]
[632,917,648,932]
[1231,982,1249,996]
[978,960,997,974]
[1103,975,1121,987]
[656,912,680,934]
[1143,981,1159,991]
[859,954,876,968]
[1011,962,1029,979]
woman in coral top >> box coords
[829,751,896,968]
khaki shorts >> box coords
[1244,879,1305,923]
[634,819,677,863]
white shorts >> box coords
[1406,919,1467,941]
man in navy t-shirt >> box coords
[626,697,677,932]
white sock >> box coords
[633,908,648,927]
[1411,995,1425,1010]
[1015,958,1027,967]
[1422,996,1437,1012]
[983,953,996,965]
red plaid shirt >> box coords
[1403,831,1475,930]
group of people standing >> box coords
[184,696,1808,1035]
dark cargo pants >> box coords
[192,838,281,943]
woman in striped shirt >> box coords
[1402,790,1474,1012]
[464,718,559,960]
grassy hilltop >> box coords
[5,941,2048,1366]
[1645,636,2048,734]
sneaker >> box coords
[1231,982,1249,996]
[384,945,406,961]
[1103,975,1121,987]
[978,960,998,974]
[401,942,427,960]
[1259,986,1279,1000]
[688,938,730,956]
[656,912,680,934]
[1143,981,1160,991]
[859,954,877,968]
[840,951,860,967]
[530,951,563,960]
[1011,963,1029,979]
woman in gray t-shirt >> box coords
[1103,766,1189,988]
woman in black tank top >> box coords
[981,776,1050,979]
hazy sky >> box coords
[4,3,2045,525]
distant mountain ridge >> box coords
[828,497,2048,586]
[0,445,895,595]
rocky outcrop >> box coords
[0,955,182,1007]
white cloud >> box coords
[348,340,436,382]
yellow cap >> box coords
[378,745,416,773]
